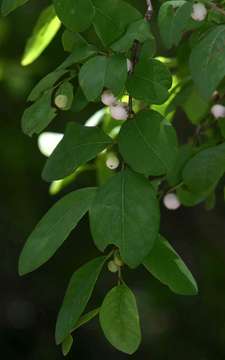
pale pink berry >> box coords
[101,90,117,106]
[110,102,129,120]
[163,193,181,210]
[191,3,207,21]
[211,104,225,119]
[106,152,120,170]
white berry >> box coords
[106,152,120,170]
[163,193,181,210]
[127,58,133,72]
[110,102,129,120]
[191,3,207,22]
[211,104,225,119]
[55,95,68,109]
[101,90,117,106]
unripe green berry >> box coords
[114,254,124,267]
[55,94,69,110]
[107,260,119,273]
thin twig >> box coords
[202,0,225,16]
[128,41,141,117]
[208,1,225,16]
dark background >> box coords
[0,1,225,359]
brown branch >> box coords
[203,0,225,16]
[128,1,154,117]
[209,2,225,16]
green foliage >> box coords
[42,122,112,181]
[62,335,73,356]
[6,0,225,355]
[21,5,61,66]
[190,25,225,98]
[183,143,225,194]
[143,235,198,295]
[99,284,141,354]
[55,256,106,344]
[53,0,95,33]
[158,1,193,49]
[22,89,57,136]
[127,58,172,104]
[1,0,29,15]
[19,188,96,275]
[118,110,178,176]
[92,0,142,46]
[89,169,160,268]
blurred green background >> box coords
[0,1,225,359]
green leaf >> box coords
[89,169,160,268]
[71,86,88,113]
[139,39,157,61]
[28,69,68,102]
[182,143,225,194]
[158,1,192,49]
[99,284,141,354]
[42,122,112,182]
[167,144,195,186]
[190,25,225,99]
[62,334,73,356]
[167,82,209,124]
[79,56,107,101]
[22,90,57,136]
[127,58,172,104]
[111,19,153,53]
[21,5,61,66]
[79,54,127,101]
[143,235,198,295]
[118,110,178,176]
[62,31,88,53]
[92,0,142,46]
[177,186,208,207]
[1,0,29,15]
[19,188,96,275]
[53,0,95,33]
[182,86,209,125]
[57,43,97,71]
[72,307,100,331]
[55,256,106,344]
[104,54,127,96]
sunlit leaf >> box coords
[21,5,61,66]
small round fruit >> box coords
[110,102,129,120]
[114,254,124,267]
[101,90,117,106]
[191,3,207,22]
[163,193,181,210]
[211,104,225,119]
[107,260,119,273]
[55,95,69,110]
[106,153,120,170]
